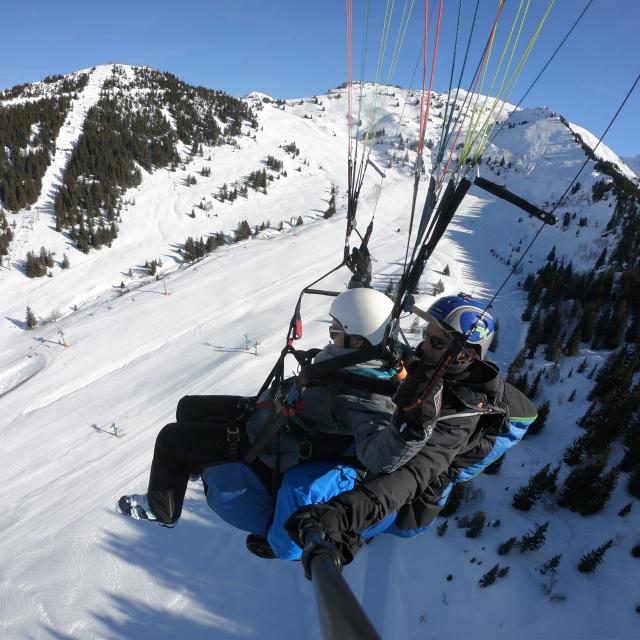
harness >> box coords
[241,347,400,477]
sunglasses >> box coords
[422,328,449,350]
[329,325,344,339]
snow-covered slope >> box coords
[5,66,112,268]
[1,66,638,639]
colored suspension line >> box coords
[403,0,432,270]
[404,0,445,270]
[437,0,464,166]
[352,0,415,220]
[352,0,370,169]
[418,0,444,155]
[472,0,556,162]
[406,0,507,281]
[442,0,506,178]
[488,0,594,150]
[479,69,640,321]
[359,0,413,176]
[460,0,509,164]
[437,0,480,167]
[465,0,532,159]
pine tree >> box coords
[518,522,549,553]
[621,417,640,472]
[512,484,539,511]
[618,502,633,517]
[478,564,500,589]
[497,536,517,556]
[512,464,559,511]
[61,253,70,269]
[25,306,37,329]
[559,462,618,514]
[564,326,582,356]
[539,554,562,575]
[440,483,464,516]
[465,511,486,538]
[436,520,449,537]
[514,372,529,395]
[628,466,640,499]
[527,400,550,436]
[484,453,505,475]
[324,192,336,218]
[507,348,527,384]
[443,264,450,276]
[235,220,252,241]
[489,318,500,352]
[594,247,607,269]
[578,539,614,573]
[562,433,588,466]
[528,369,544,399]
[479,564,499,587]
[544,334,564,363]
[478,564,509,587]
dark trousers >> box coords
[147,395,256,524]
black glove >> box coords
[285,503,342,549]
[393,362,443,441]
[349,246,372,287]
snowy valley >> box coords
[1,64,639,639]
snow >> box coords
[568,121,637,180]
[0,353,45,397]
[6,66,112,268]
[1,65,639,639]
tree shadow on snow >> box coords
[5,317,27,330]
[203,342,252,354]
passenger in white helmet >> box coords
[117,286,440,530]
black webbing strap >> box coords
[397,178,471,311]
[226,424,241,460]
[302,369,398,397]
[300,346,385,380]
[424,178,472,255]
[474,176,557,225]
[252,345,317,410]
[243,411,290,464]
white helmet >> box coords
[329,288,393,346]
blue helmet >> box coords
[425,294,495,359]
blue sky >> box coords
[1,0,639,156]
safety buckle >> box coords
[226,425,240,443]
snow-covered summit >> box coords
[244,90,275,101]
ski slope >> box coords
[1,66,639,639]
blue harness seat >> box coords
[202,412,535,559]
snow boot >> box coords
[117,494,176,528]
[246,533,276,560]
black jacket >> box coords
[286,357,536,562]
